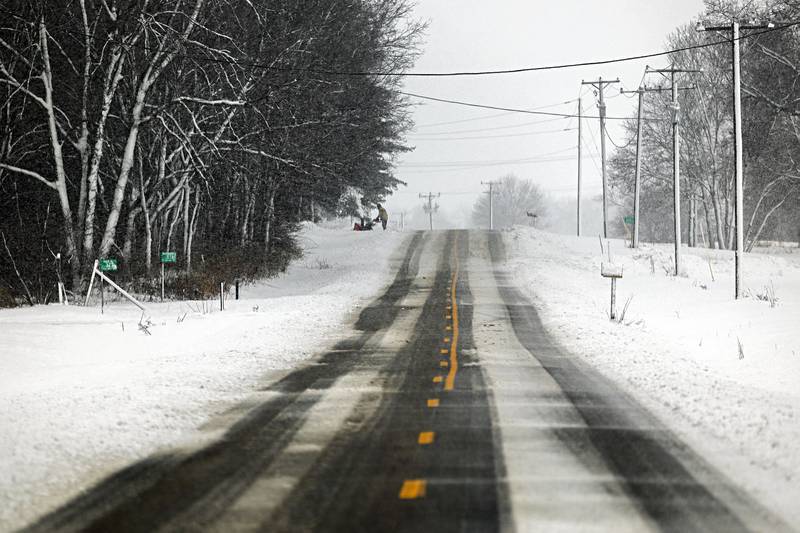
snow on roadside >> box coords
[0,222,406,531]
[504,227,800,526]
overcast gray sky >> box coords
[391,0,706,227]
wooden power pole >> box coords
[582,77,620,238]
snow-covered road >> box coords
[2,226,798,531]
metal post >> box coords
[733,21,744,298]
[577,97,582,236]
[219,282,224,311]
[100,275,104,314]
[161,262,165,302]
[633,89,644,248]
[235,279,239,300]
[672,72,682,276]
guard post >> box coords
[601,262,623,320]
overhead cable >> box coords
[400,91,659,121]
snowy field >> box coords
[504,227,800,526]
[0,222,407,531]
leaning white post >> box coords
[92,266,147,311]
[84,260,99,306]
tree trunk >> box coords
[187,187,200,273]
[39,21,81,288]
[264,189,275,254]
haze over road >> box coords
[25,231,790,532]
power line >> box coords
[414,111,518,128]
[410,127,576,141]
[398,154,602,174]
[414,98,579,128]
[411,116,568,136]
[400,146,577,168]
[401,91,660,121]
[155,18,796,77]
[24,12,800,80]
[605,128,634,149]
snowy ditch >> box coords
[503,226,800,526]
[0,222,407,531]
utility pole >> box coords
[698,20,772,299]
[481,180,500,230]
[646,67,700,276]
[577,98,582,236]
[419,192,440,231]
[620,87,645,248]
[620,82,691,248]
[582,77,620,238]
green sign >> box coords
[624,215,635,224]
[99,258,118,272]
[160,251,177,264]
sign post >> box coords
[98,258,117,314]
[623,215,635,248]
[160,252,177,301]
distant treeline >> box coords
[0,0,422,305]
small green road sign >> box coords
[624,215,635,224]
[99,258,118,272]
[160,251,177,264]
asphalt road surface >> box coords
[25,231,791,532]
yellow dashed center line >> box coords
[401,240,461,502]
[418,431,435,445]
[399,479,427,499]
[445,261,459,391]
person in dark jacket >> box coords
[374,203,389,230]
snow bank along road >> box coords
[22,231,792,532]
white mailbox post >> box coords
[601,262,623,320]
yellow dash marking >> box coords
[444,337,450,343]
[427,398,439,407]
[399,479,426,499]
[446,306,452,310]
[445,253,460,392]
[446,315,452,320]
[439,361,448,367]
[440,349,448,354]
[433,376,443,383]
[418,431,435,445]
[445,325,452,331]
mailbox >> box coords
[601,262,623,278]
